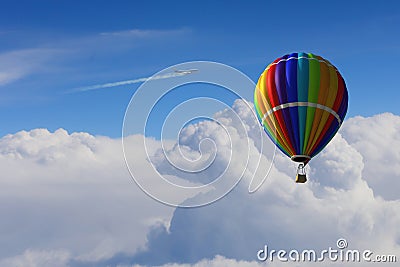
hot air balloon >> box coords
[254,52,348,183]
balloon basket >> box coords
[296,173,307,183]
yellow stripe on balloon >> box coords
[256,86,294,153]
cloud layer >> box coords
[1,100,400,266]
[120,100,400,266]
[340,113,400,200]
[0,129,177,266]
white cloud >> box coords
[0,129,180,264]
[340,113,400,200]
[2,253,264,267]
[122,255,263,267]
[150,100,275,191]
[1,100,400,267]
[0,249,70,267]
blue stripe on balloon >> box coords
[338,83,348,120]
[285,53,300,154]
[275,55,296,152]
[275,56,288,105]
[297,52,309,154]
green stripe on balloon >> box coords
[303,53,320,153]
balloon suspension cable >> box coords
[295,163,307,183]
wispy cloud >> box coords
[99,28,191,38]
[0,48,61,86]
[0,70,25,86]
[0,27,192,92]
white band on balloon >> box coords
[261,102,342,125]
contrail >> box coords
[67,70,197,93]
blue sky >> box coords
[1,0,400,138]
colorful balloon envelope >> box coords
[254,53,348,183]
